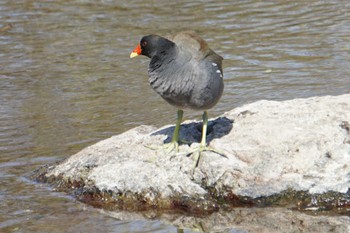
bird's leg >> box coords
[200,110,209,148]
[145,109,183,154]
[167,109,183,152]
[191,111,208,167]
[190,111,227,167]
[171,109,183,143]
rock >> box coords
[103,207,350,233]
[31,94,350,214]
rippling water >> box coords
[1,1,350,232]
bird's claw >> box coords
[145,141,179,154]
[181,145,227,168]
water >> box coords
[1,0,349,232]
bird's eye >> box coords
[141,41,148,47]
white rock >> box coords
[47,94,350,199]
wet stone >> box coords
[30,94,350,215]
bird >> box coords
[130,31,224,166]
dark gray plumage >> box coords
[141,31,224,111]
[130,31,224,164]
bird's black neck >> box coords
[149,42,178,72]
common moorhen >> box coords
[130,31,224,164]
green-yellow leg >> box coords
[166,109,183,153]
[192,111,227,167]
[146,109,183,154]
[192,111,208,167]
[200,110,208,148]
[172,109,183,144]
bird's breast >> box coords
[148,55,223,110]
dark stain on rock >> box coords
[340,121,350,133]
[340,121,350,144]
[29,165,350,216]
[237,110,256,118]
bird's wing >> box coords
[171,31,209,59]
[172,31,223,69]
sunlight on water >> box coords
[1,0,350,232]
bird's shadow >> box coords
[151,117,233,145]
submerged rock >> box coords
[32,94,350,214]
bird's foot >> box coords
[145,141,179,154]
[181,145,227,168]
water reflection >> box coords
[1,0,350,232]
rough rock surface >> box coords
[33,94,350,214]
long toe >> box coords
[182,145,228,168]
[200,146,227,158]
[145,141,179,154]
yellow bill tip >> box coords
[130,52,139,58]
